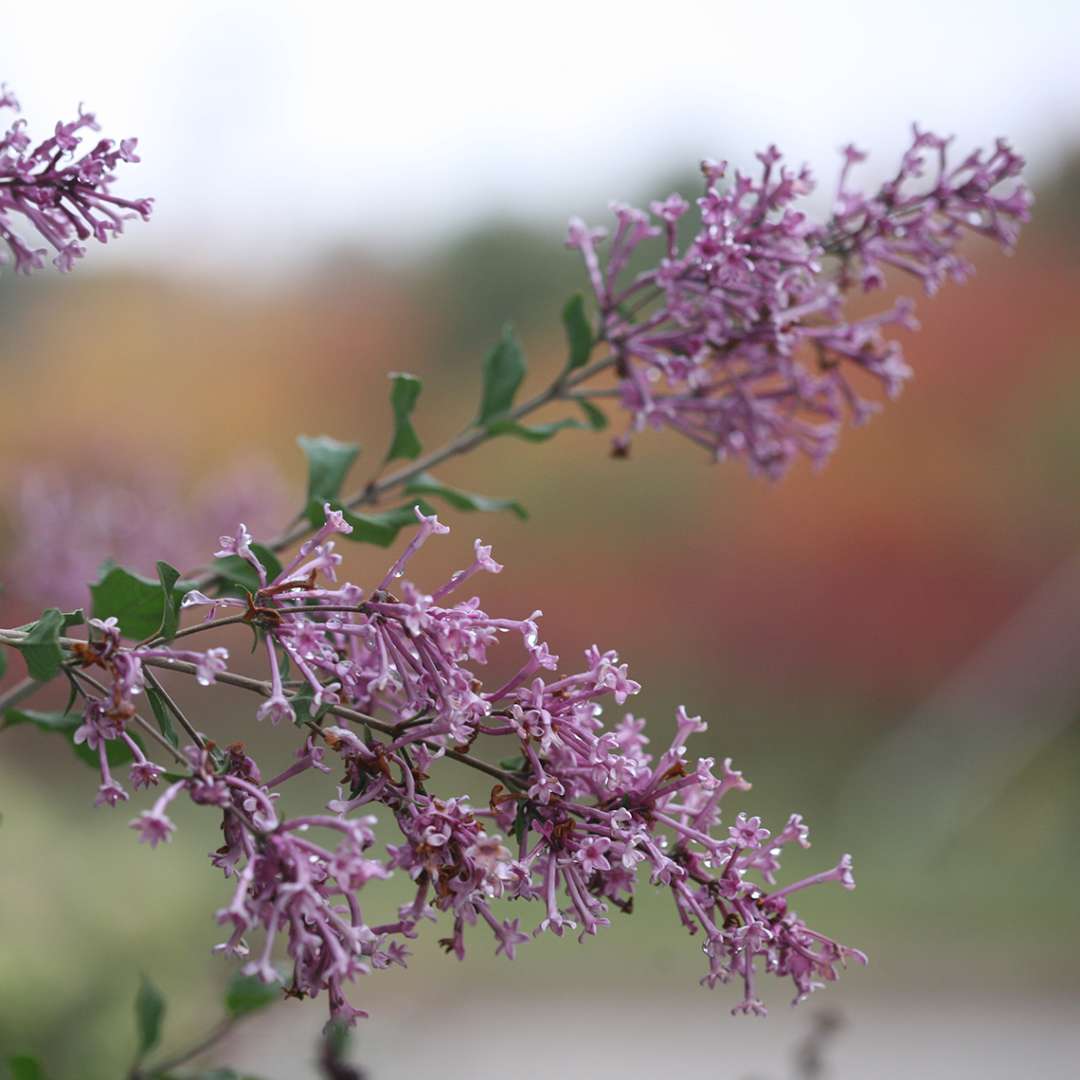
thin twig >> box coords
[131,1017,237,1079]
[185,353,616,589]
[0,676,39,713]
[138,656,523,790]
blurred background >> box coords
[2,2,1079,1077]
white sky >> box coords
[3,0,1077,272]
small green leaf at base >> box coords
[486,417,583,442]
[225,970,281,1017]
[145,685,179,748]
[476,325,526,425]
[576,398,608,431]
[386,372,423,462]
[561,293,593,373]
[16,608,64,682]
[298,435,360,504]
[134,974,166,1061]
[155,561,183,642]
[91,565,192,641]
[403,473,527,520]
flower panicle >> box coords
[69,506,863,1025]
[567,127,1031,477]
[0,86,151,274]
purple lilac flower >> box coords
[567,128,1031,476]
[68,505,864,1025]
[0,87,150,273]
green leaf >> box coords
[486,417,587,443]
[561,293,593,373]
[16,609,64,683]
[305,499,434,549]
[154,562,183,642]
[2,709,140,770]
[385,372,423,462]
[403,473,527,521]
[213,544,283,597]
[576,398,608,431]
[498,754,527,772]
[0,645,7,680]
[7,1055,47,1080]
[298,434,360,504]
[90,565,192,641]
[476,325,525,425]
[225,970,280,1017]
[145,685,179,748]
[134,974,165,1061]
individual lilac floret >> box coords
[567,127,1030,477]
[129,781,184,847]
[0,87,151,273]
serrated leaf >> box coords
[134,974,165,1060]
[213,544,283,597]
[576,398,608,431]
[91,565,192,641]
[486,417,587,442]
[403,473,527,520]
[476,325,526,425]
[305,499,435,548]
[154,562,183,642]
[7,1055,47,1080]
[145,685,179,748]
[386,372,423,463]
[17,609,64,683]
[2,709,141,770]
[225,970,280,1017]
[561,293,593,373]
[298,435,360,504]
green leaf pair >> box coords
[474,305,606,438]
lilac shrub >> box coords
[0,86,1030,1072]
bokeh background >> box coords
[2,3,1079,1077]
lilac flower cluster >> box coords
[0,87,150,273]
[66,506,863,1026]
[568,128,1030,476]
